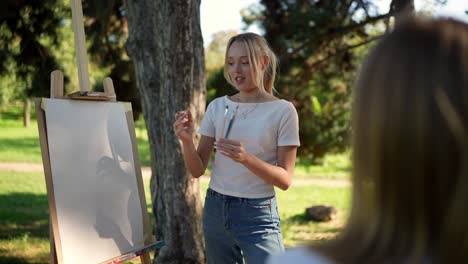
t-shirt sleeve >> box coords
[278,102,300,147]
[198,100,216,137]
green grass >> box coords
[0,171,50,263]
[0,103,153,167]
[0,171,349,263]
[277,184,350,246]
[295,153,351,180]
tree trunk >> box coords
[391,0,415,26]
[23,98,30,128]
[125,0,206,263]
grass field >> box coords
[0,103,351,263]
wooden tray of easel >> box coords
[35,0,162,263]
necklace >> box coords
[239,103,258,119]
[235,91,265,119]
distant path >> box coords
[0,162,350,187]
[0,162,44,172]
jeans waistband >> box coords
[207,188,274,202]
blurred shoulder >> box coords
[268,247,334,264]
[205,96,228,113]
[207,96,227,106]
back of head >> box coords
[223,32,278,94]
[317,18,468,263]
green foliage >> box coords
[204,30,238,76]
[242,0,390,161]
[204,30,241,106]
[0,0,67,103]
[0,0,142,119]
[205,67,236,104]
[82,1,142,119]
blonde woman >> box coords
[174,33,300,263]
[269,17,468,264]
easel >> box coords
[35,0,162,263]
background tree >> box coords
[82,0,143,119]
[0,0,66,127]
[0,0,142,123]
[204,30,238,102]
[204,30,238,76]
[125,0,206,263]
[240,0,423,161]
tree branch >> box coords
[300,34,384,75]
[290,12,393,57]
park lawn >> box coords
[0,170,350,263]
[0,104,152,167]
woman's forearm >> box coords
[181,141,206,178]
[241,153,292,190]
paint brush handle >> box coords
[224,119,233,138]
[224,106,238,138]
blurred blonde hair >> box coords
[223,32,278,94]
[315,17,468,263]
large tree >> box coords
[125,0,206,263]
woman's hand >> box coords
[215,138,250,163]
[174,110,194,143]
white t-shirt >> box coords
[268,247,334,264]
[199,95,300,198]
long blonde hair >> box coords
[223,32,278,94]
[316,17,468,263]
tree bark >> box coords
[23,98,30,128]
[124,0,206,263]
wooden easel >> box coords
[35,0,162,263]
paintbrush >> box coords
[220,105,229,138]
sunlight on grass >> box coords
[0,171,350,262]
[295,152,351,180]
[0,236,50,264]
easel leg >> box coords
[48,70,63,264]
[103,77,117,101]
[50,219,58,264]
[140,252,151,264]
[50,70,64,98]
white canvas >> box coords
[44,99,145,264]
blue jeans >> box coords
[203,188,284,264]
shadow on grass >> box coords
[286,213,309,224]
[0,138,41,155]
[286,213,343,233]
[0,253,29,264]
[0,193,50,263]
[0,192,49,239]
